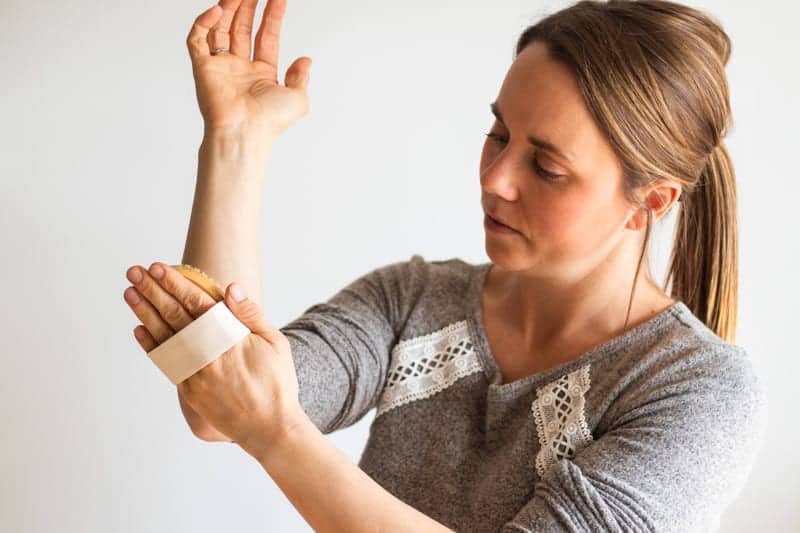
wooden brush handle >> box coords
[170,264,226,302]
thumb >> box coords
[285,56,311,91]
[224,283,281,344]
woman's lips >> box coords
[484,213,519,234]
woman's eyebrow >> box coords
[489,101,576,165]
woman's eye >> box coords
[532,159,561,180]
[484,132,506,145]
[484,131,502,141]
[483,132,563,181]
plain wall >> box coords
[1,0,796,531]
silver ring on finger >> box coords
[210,47,229,55]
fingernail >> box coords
[127,267,143,284]
[125,287,141,306]
[230,283,246,303]
[149,263,165,279]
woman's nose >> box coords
[480,153,521,201]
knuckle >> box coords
[186,35,204,53]
[242,306,260,324]
[234,22,253,35]
[161,304,184,325]
[184,291,208,316]
[203,359,222,377]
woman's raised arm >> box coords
[122,0,313,441]
[182,0,312,309]
[180,0,311,440]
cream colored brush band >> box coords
[147,301,251,384]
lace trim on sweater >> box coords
[531,364,594,478]
[376,320,482,418]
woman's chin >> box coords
[485,242,528,270]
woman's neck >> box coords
[484,261,675,354]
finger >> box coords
[224,283,287,349]
[230,0,258,59]
[253,0,286,69]
[208,0,243,55]
[133,325,157,352]
[124,285,175,344]
[126,265,194,332]
[285,56,312,92]
[187,3,225,61]
[147,262,217,320]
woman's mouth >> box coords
[484,213,519,235]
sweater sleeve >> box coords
[501,345,769,533]
[278,254,429,435]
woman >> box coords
[122,0,768,531]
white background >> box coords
[1,0,796,531]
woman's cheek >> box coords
[535,193,591,256]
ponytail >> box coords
[666,143,739,342]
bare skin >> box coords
[479,41,681,384]
[121,2,455,531]
[124,0,313,441]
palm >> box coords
[193,55,307,135]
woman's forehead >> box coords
[500,44,591,138]
[495,42,621,176]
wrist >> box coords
[200,125,276,163]
[240,410,315,466]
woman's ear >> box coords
[626,180,682,230]
[647,179,682,222]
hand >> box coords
[186,0,312,138]
[124,262,305,453]
[124,262,226,439]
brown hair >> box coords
[515,0,738,342]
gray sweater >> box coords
[279,254,768,533]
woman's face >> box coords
[480,40,635,279]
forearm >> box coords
[243,416,454,533]
[179,129,273,439]
[181,129,275,309]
